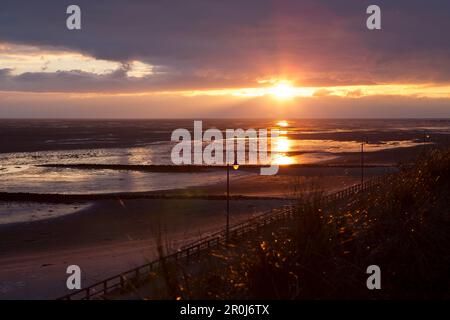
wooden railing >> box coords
[58,174,389,300]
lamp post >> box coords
[361,138,368,186]
[226,145,239,242]
[423,131,430,151]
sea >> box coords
[0,118,448,196]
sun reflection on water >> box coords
[273,154,295,165]
[276,120,289,127]
[274,136,291,153]
[271,134,296,165]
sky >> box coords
[0,0,449,118]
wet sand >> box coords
[0,198,287,299]
[0,163,396,202]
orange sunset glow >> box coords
[0,1,448,119]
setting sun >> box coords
[269,82,296,99]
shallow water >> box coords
[0,119,448,195]
[0,166,248,194]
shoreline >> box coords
[0,163,398,203]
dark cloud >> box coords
[0,69,13,76]
[0,68,262,93]
[0,0,449,92]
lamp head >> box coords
[233,159,239,170]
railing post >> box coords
[120,274,125,292]
[135,269,140,283]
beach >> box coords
[0,119,448,299]
[0,162,395,299]
[0,164,395,299]
[0,197,290,299]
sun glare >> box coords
[276,120,289,127]
[269,82,296,99]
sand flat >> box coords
[0,198,287,299]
